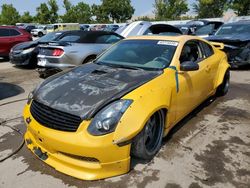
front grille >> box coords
[30,100,82,132]
[60,152,100,163]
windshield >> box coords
[96,40,178,70]
[38,32,62,43]
[216,24,250,35]
[196,24,214,35]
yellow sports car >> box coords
[23,35,230,180]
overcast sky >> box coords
[0,0,196,16]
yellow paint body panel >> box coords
[23,35,230,180]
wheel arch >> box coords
[214,56,230,89]
[113,105,169,145]
[82,54,97,64]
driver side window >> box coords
[180,41,204,64]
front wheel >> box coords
[216,69,230,96]
[131,110,165,160]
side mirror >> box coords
[180,61,199,71]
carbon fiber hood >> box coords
[33,63,162,119]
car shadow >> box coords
[0,82,25,100]
[13,65,36,70]
[130,96,216,169]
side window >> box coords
[95,34,122,44]
[9,29,21,36]
[200,41,214,57]
[0,29,10,37]
[180,40,205,63]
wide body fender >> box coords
[214,54,230,89]
[113,70,177,144]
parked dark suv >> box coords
[0,26,32,59]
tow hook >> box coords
[33,147,48,160]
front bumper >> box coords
[23,104,131,180]
[9,52,32,66]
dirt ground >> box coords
[0,60,249,188]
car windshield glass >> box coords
[216,24,250,35]
[196,24,214,35]
[38,32,61,43]
[95,40,178,70]
[47,25,54,29]
[59,35,81,42]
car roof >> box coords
[125,35,201,42]
[0,26,19,29]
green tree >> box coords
[63,0,72,12]
[99,0,135,23]
[48,0,59,23]
[193,0,229,18]
[154,0,189,20]
[230,0,250,16]
[134,16,155,21]
[20,11,33,23]
[92,4,110,23]
[62,2,92,23]
[35,3,50,24]
[0,4,20,25]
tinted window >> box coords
[180,41,204,63]
[195,24,214,35]
[200,41,214,57]
[95,34,122,43]
[0,29,9,37]
[216,24,250,35]
[38,32,63,43]
[59,35,81,42]
[9,29,21,36]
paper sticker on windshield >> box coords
[157,41,178,46]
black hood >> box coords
[206,33,250,43]
[13,41,38,51]
[33,63,162,119]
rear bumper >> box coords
[37,56,76,69]
[23,104,131,180]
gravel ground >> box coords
[0,60,249,188]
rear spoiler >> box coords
[210,42,224,50]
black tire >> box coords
[131,110,165,160]
[38,32,43,37]
[83,55,96,64]
[216,69,230,96]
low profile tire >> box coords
[216,69,230,96]
[131,110,165,160]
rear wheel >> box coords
[131,110,165,160]
[216,69,230,96]
[83,55,96,64]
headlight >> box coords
[27,91,34,105]
[21,47,35,54]
[87,100,133,136]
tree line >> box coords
[0,0,249,25]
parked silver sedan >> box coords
[37,31,123,77]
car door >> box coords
[199,41,219,93]
[0,28,10,56]
[176,40,212,120]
